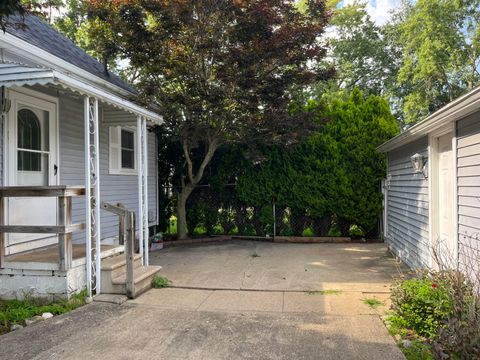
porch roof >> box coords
[0,61,163,125]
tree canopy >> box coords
[392,0,480,123]
[83,0,333,238]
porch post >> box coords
[137,115,144,264]
[84,96,92,299]
[84,96,101,297]
[92,98,101,292]
[141,117,149,265]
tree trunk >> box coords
[176,137,219,240]
[177,185,194,240]
[234,204,247,235]
[338,218,350,237]
[274,206,286,236]
[313,215,331,237]
[252,207,265,236]
[290,209,307,236]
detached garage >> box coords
[378,87,480,276]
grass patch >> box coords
[151,275,172,288]
[401,339,434,360]
[363,298,384,309]
[0,289,87,334]
[386,316,434,360]
[306,289,342,295]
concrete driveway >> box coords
[0,241,406,360]
[149,240,400,292]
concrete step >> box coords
[104,265,162,298]
[101,253,142,280]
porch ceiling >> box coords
[0,61,163,125]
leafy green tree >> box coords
[21,0,63,23]
[392,0,480,124]
[325,88,399,235]
[0,0,24,31]
[327,1,399,96]
[237,89,398,237]
[87,0,333,239]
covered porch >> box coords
[0,62,163,300]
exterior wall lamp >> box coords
[410,153,428,178]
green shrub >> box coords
[390,269,480,359]
[430,270,480,358]
[391,275,452,338]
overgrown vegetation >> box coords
[388,268,480,359]
[391,276,453,339]
[159,89,398,240]
[151,276,172,289]
[0,289,87,334]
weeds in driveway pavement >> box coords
[151,275,172,288]
[305,289,342,296]
[363,298,384,309]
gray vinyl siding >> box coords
[456,113,480,276]
[56,93,158,242]
[386,137,430,268]
[1,85,158,244]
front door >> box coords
[436,132,455,261]
[6,90,58,254]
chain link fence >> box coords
[160,185,367,240]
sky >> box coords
[341,0,402,26]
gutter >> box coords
[54,71,163,124]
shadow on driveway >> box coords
[0,241,406,360]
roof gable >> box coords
[6,13,136,94]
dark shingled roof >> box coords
[6,13,137,94]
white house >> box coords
[0,14,162,300]
[378,87,480,278]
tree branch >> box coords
[182,140,195,185]
[193,138,218,184]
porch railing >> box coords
[101,202,135,298]
[0,186,86,271]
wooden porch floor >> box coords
[5,244,118,264]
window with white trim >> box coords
[109,126,137,175]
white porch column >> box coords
[136,116,149,265]
[141,117,149,266]
[84,96,101,297]
[137,115,144,264]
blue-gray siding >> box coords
[386,137,430,268]
[1,86,158,244]
[456,113,480,274]
[58,94,158,242]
